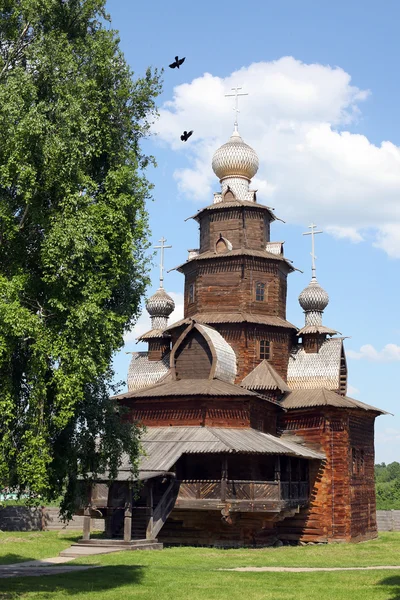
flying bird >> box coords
[169,56,185,69]
[180,130,193,142]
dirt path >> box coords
[223,565,400,573]
[0,557,98,579]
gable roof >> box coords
[241,360,290,393]
[287,337,344,391]
[281,388,388,414]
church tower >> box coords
[167,123,297,385]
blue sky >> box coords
[106,0,400,464]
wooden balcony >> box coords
[174,480,309,513]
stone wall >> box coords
[0,506,105,532]
[376,510,400,532]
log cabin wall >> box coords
[158,509,279,547]
[348,413,378,540]
[147,339,171,361]
[213,324,293,382]
[183,258,288,320]
[278,408,378,543]
[278,408,351,542]
[198,208,272,254]
[123,397,252,428]
[123,396,280,430]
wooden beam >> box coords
[123,484,132,543]
[146,481,154,540]
[82,506,91,541]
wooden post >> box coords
[82,483,92,541]
[221,456,228,502]
[275,456,281,500]
[83,506,91,541]
[146,481,154,540]
[123,483,132,543]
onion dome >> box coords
[212,128,259,182]
[146,287,175,330]
[298,277,329,326]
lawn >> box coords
[0,532,400,599]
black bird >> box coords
[169,56,185,69]
[180,130,193,142]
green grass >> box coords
[0,531,80,565]
[1,532,400,599]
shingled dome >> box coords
[298,278,329,313]
[146,287,175,317]
[212,128,259,181]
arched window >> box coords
[255,282,266,302]
[259,340,271,360]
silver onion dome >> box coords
[299,278,329,312]
[146,287,175,318]
[212,128,259,182]
[298,277,329,327]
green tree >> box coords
[0,0,161,513]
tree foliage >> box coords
[0,0,162,512]
[375,463,400,510]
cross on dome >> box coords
[299,223,329,327]
[302,223,323,280]
[225,86,248,131]
[154,236,172,289]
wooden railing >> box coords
[177,480,309,503]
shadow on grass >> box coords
[0,565,145,598]
[379,575,400,600]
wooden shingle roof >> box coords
[241,360,291,393]
[281,388,389,414]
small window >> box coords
[359,449,365,475]
[352,448,357,475]
[259,340,271,360]
[255,282,266,302]
[188,283,195,304]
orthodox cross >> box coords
[303,223,323,279]
[154,236,172,289]
[225,86,248,129]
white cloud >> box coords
[123,292,184,344]
[155,57,400,258]
[347,343,400,362]
[347,384,360,397]
[325,226,364,244]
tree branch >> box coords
[0,22,31,81]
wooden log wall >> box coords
[183,258,288,320]
[214,324,293,382]
[198,208,272,254]
[147,339,171,361]
[348,414,378,540]
[158,509,279,547]
[278,408,378,543]
[124,395,281,430]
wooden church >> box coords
[82,120,387,548]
